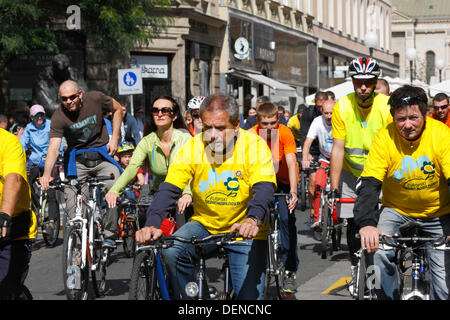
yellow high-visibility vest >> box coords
[339,93,391,177]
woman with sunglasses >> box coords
[106,96,193,222]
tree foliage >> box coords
[0,0,173,68]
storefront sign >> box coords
[254,46,276,63]
[130,55,168,79]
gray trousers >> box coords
[64,160,120,238]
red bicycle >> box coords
[116,196,139,258]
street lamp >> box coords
[436,58,445,83]
[364,31,378,58]
[406,48,417,84]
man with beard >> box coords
[135,93,277,299]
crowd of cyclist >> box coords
[0,55,449,300]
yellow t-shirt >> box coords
[0,129,36,240]
[361,118,450,218]
[287,114,301,143]
[165,129,277,239]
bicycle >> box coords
[61,174,113,300]
[296,147,308,211]
[129,232,245,300]
[28,159,64,248]
[264,192,294,300]
[353,221,450,300]
[116,188,139,258]
[320,194,353,259]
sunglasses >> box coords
[152,107,173,115]
[33,113,45,119]
[192,113,200,119]
[432,105,448,110]
[61,93,79,102]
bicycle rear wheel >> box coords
[129,250,160,300]
[91,221,107,298]
[122,218,137,258]
[62,224,89,300]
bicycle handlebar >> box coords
[356,233,450,250]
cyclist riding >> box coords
[135,93,277,300]
[302,99,334,230]
[20,104,63,236]
[106,96,193,226]
[354,85,450,300]
[0,128,36,299]
[40,80,123,248]
[329,57,392,291]
[249,101,299,294]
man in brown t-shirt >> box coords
[40,80,123,247]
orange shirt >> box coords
[250,123,298,185]
[428,113,450,128]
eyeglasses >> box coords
[432,105,448,110]
[61,93,79,102]
[399,96,427,105]
[33,113,45,119]
[152,107,173,115]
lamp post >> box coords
[364,31,378,58]
[436,58,445,83]
[406,48,417,84]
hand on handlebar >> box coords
[135,226,163,244]
[287,192,298,212]
[301,159,310,171]
[39,175,54,191]
[105,192,119,208]
[359,226,390,253]
[230,218,259,239]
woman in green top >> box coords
[105,96,193,213]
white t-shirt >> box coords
[306,115,333,163]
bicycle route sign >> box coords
[118,68,143,95]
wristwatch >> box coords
[247,215,262,227]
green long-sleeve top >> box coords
[109,128,192,196]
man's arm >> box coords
[41,137,62,190]
[301,137,314,170]
[329,138,345,190]
[285,153,299,211]
[107,99,123,155]
[0,173,25,237]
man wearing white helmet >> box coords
[187,96,205,135]
[328,57,392,295]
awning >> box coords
[229,70,297,97]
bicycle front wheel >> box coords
[91,221,107,298]
[129,250,160,300]
[321,204,330,259]
[122,218,137,258]
[42,196,61,248]
[62,224,89,300]
[299,171,307,211]
[264,231,285,300]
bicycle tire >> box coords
[42,196,61,248]
[122,219,137,258]
[321,203,330,259]
[356,250,367,300]
[299,171,307,211]
[91,221,107,298]
[129,250,160,300]
[62,224,89,300]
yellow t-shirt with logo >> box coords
[0,129,36,240]
[165,128,277,240]
[361,118,450,218]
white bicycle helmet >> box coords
[187,96,205,110]
[348,57,381,79]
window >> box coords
[394,53,400,66]
[426,51,436,84]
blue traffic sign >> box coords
[123,72,137,86]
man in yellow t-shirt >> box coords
[354,85,450,300]
[136,93,277,300]
[0,129,36,299]
[329,57,391,290]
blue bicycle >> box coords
[128,232,242,300]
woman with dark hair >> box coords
[106,96,193,217]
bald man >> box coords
[40,80,124,248]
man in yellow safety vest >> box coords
[328,57,392,295]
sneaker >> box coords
[102,238,116,248]
[283,271,298,294]
[348,265,357,297]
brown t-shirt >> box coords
[50,91,113,150]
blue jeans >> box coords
[162,221,267,300]
[276,182,299,272]
[374,207,450,300]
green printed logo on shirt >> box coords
[392,155,437,190]
[199,168,241,205]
